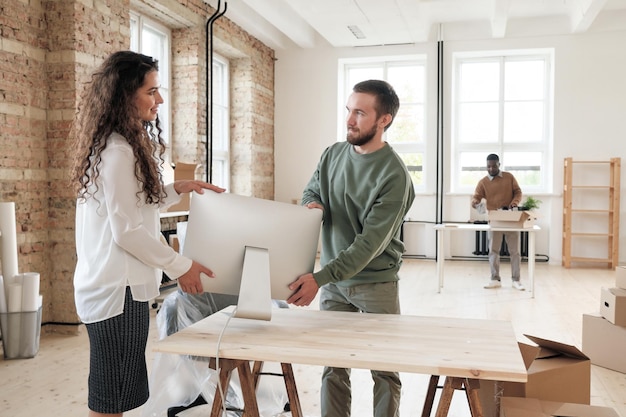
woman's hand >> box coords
[174,180,225,195]
[177,260,215,294]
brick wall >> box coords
[0,0,275,331]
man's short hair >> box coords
[486,153,500,162]
[353,79,400,131]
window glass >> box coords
[130,13,171,161]
[399,152,424,187]
[458,102,499,143]
[502,152,542,188]
[387,104,422,144]
[211,54,230,190]
[503,102,544,143]
[459,61,499,102]
[459,152,490,188]
[452,52,552,193]
[504,60,545,100]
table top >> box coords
[153,306,527,383]
[433,223,540,232]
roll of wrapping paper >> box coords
[20,295,42,357]
[0,274,6,341]
[20,272,40,312]
[6,282,22,356]
[0,274,7,314]
[0,202,19,282]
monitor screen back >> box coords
[183,192,322,300]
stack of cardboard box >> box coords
[582,266,626,374]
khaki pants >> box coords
[488,230,521,281]
[319,281,401,417]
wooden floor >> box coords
[1,259,625,417]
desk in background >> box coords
[433,223,540,297]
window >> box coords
[451,50,553,194]
[211,54,230,190]
[130,12,172,163]
[340,57,427,190]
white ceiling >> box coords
[205,0,626,49]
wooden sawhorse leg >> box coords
[209,359,303,417]
[209,358,259,417]
[421,375,484,417]
[251,361,303,417]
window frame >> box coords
[210,53,231,191]
[339,55,427,192]
[450,49,554,195]
[130,11,172,164]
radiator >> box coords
[473,231,529,257]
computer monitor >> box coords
[182,191,322,320]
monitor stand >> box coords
[233,246,272,321]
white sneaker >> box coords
[512,281,526,291]
[484,280,502,289]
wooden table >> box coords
[153,306,527,416]
[433,223,540,297]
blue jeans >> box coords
[319,281,401,417]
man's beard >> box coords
[346,124,378,147]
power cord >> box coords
[215,306,237,416]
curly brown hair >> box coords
[69,51,167,205]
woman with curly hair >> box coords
[70,50,223,417]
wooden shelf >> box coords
[571,185,612,189]
[571,233,613,237]
[562,157,620,269]
[569,256,612,263]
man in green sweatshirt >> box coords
[288,79,415,417]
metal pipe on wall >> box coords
[435,24,444,225]
[205,0,227,183]
[435,25,445,261]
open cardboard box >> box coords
[500,397,619,417]
[479,334,590,417]
[488,210,536,228]
[167,162,197,212]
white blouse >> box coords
[74,133,192,323]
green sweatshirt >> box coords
[302,141,415,288]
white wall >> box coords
[274,30,626,264]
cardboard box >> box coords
[582,313,626,373]
[167,162,197,212]
[479,334,590,417]
[500,397,619,417]
[488,210,536,228]
[599,287,626,326]
[616,266,626,290]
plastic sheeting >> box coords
[142,290,289,417]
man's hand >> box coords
[287,273,319,306]
[305,202,324,211]
[177,260,215,295]
[474,198,487,214]
[174,180,225,195]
